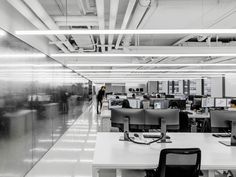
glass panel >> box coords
[0,29,89,177]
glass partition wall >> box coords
[0,29,89,177]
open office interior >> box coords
[1,0,236,177]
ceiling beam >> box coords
[95,0,105,52]
[115,0,136,49]
[53,15,98,22]
[108,0,119,51]
[6,0,69,53]
[23,0,75,52]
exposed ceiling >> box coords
[6,0,236,83]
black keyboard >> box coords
[143,134,170,139]
[212,133,231,138]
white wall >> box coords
[225,75,236,97]
[211,77,223,97]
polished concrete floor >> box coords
[25,104,99,177]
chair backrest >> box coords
[156,148,201,177]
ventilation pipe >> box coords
[23,0,75,52]
[122,0,151,47]
[7,0,69,53]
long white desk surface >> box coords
[93,132,236,177]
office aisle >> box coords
[25,104,99,177]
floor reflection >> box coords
[25,104,98,177]
[0,101,89,177]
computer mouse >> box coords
[134,133,139,138]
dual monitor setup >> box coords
[200,97,232,108]
[111,108,179,144]
[108,98,186,110]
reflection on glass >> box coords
[0,29,90,177]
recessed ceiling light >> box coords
[15,29,236,35]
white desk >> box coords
[93,132,236,177]
[188,112,210,119]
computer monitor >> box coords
[111,108,145,125]
[215,98,227,108]
[154,100,168,109]
[150,98,165,107]
[128,99,140,109]
[168,99,186,110]
[154,101,161,109]
[107,94,116,100]
[227,98,232,108]
[145,109,179,130]
[165,95,175,98]
[192,98,202,109]
[127,93,133,98]
[108,99,124,109]
[116,95,127,99]
[202,97,215,108]
[188,95,195,101]
[174,95,186,100]
[211,110,236,128]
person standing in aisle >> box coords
[96,86,106,114]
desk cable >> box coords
[125,131,164,145]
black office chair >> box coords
[151,148,201,177]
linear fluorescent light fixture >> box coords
[0,69,72,72]
[82,72,226,75]
[50,53,236,57]
[0,64,62,67]
[75,69,236,72]
[67,63,236,67]
[0,54,46,58]
[15,29,236,35]
[90,77,201,81]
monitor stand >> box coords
[219,121,236,146]
[156,119,172,143]
[119,117,130,141]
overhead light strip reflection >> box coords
[81,72,229,75]
[50,53,236,57]
[67,63,236,67]
[0,64,62,67]
[0,54,46,58]
[75,69,236,72]
[15,29,236,35]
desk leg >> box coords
[92,167,99,177]
[116,169,122,177]
[191,118,197,132]
[208,170,215,177]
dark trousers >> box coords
[97,99,102,113]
